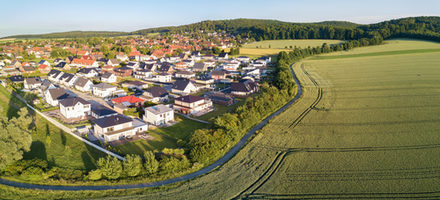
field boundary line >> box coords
[0,63,304,190]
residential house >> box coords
[210,70,227,80]
[133,69,152,80]
[8,75,24,83]
[54,62,71,70]
[121,80,149,90]
[126,61,140,70]
[101,72,117,83]
[38,64,51,73]
[92,114,148,142]
[113,66,133,77]
[143,104,174,126]
[236,56,250,63]
[47,69,64,83]
[171,79,198,95]
[206,92,234,106]
[77,68,99,78]
[59,73,77,87]
[217,52,228,60]
[192,63,207,72]
[24,77,42,90]
[230,79,259,96]
[40,79,56,92]
[101,65,114,73]
[71,58,99,68]
[19,66,36,74]
[116,53,128,62]
[59,97,91,119]
[112,95,145,107]
[38,60,50,66]
[141,86,169,103]
[92,83,118,98]
[154,73,172,83]
[175,71,195,79]
[157,63,174,74]
[74,77,94,92]
[44,88,70,106]
[173,95,213,115]
[106,59,120,66]
[91,104,118,119]
[222,60,240,71]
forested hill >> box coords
[4,17,440,42]
[4,31,126,39]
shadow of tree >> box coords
[22,141,47,161]
[60,129,66,146]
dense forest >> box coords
[5,17,440,43]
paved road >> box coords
[0,64,303,191]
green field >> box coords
[239,39,342,57]
[243,39,343,49]
[2,39,440,199]
[110,39,440,199]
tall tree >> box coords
[0,108,33,169]
[143,151,159,175]
[97,155,123,180]
[123,154,143,177]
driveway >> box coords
[0,64,303,191]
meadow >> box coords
[238,39,343,57]
[3,39,440,199]
[117,39,440,199]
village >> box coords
[0,33,271,153]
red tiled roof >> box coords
[111,95,144,104]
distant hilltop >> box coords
[3,16,440,40]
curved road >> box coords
[0,64,303,191]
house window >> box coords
[107,127,114,132]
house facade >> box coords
[92,114,147,142]
[173,95,213,115]
[143,104,174,126]
[59,97,91,119]
[171,79,198,95]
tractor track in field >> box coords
[288,64,323,129]
[0,64,305,192]
[233,63,322,200]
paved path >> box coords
[9,92,125,161]
[0,64,302,190]
[176,113,210,124]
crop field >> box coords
[109,39,440,199]
[239,39,342,58]
[2,39,440,199]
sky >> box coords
[0,0,439,37]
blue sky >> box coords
[0,0,439,37]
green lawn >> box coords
[243,39,343,49]
[196,99,245,122]
[0,86,106,171]
[115,115,210,155]
[106,39,440,199]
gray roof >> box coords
[145,86,168,98]
[48,88,70,100]
[172,79,191,91]
[93,83,116,90]
[231,79,258,93]
[146,104,173,115]
[60,73,75,82]
[59,97,90,107]
[176,71,194,75]
[101,72,114,79]
[78,68,98,75]
[25,77,42,85]
[74,77,91,87]
[175,95,204,103]
[93,114,132,128]
[193,63,206,69]
[91,104,117,117]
